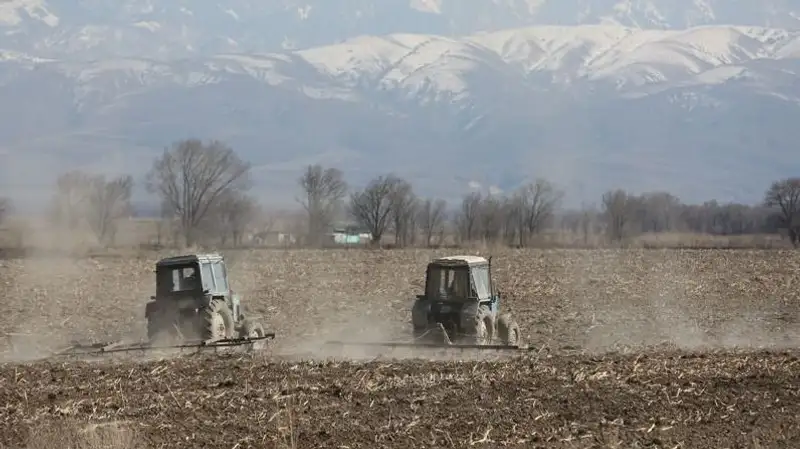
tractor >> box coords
[410,255,521,346]
[14,253,273,361]
[144,253,266,344]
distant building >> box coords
[326,223,372,246]
[250,231,297,246]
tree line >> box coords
[298,154,800,249]
[0,138,798,248]
[0,139,260,248]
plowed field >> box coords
[1,248,800,448]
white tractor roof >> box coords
[431,255,488,266]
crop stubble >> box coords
[1,248,799,448]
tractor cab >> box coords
[411,254,514,345]
[147,253,243,342]
[154,254,231,299]
[422,255,496,309]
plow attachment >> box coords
[324,340,530,351]
[323,322,534,354]
[16,333,277,361]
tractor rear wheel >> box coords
[201,299,234,342]
[461,303,493,345]
[497,313,521,346]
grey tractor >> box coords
[144,253,265,343]
[411,255,522,346]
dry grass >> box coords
[22,420,145,449]
[0,248,799,448]
[0,214,793,253]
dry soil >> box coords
[1,248,799,448]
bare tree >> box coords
[145,139,252,247]
[154,199,175,248]
[216,190,258,247]
[389,178,417,247]
[85,174,133,246]
[478,195,504,243]
[48,171,132,245]
[348,175,399,246]
[501,197,520,246]
[418,198,447,247]
[513,179,563,247]
[456,192,482,243]
[298,164,348,247]
[680,200,773,236]
[49,170,92,230]
[602,189,636,242]
[764,177,800,246]
[251,209,276,243]
[635,191,681,233]
[579,203,598,245]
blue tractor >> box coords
[145,253,267,344]
[411,255,521,346]
[39,253,275,360]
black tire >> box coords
[497,313,521,346]
[241,319,265,338]
[460,302,493,345]
[411,299,429,329]
[202,299,235,341]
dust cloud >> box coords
[0,223,89,362]
[3,241,799,366]
[0,219,155,363]
[567,249,800,354]
[265,289,518,362]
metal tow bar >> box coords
[51,333,277,357]
[323,340,532,351]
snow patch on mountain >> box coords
[132,21,160,32]
[0,0,58,27]
[3,23,800,109]
[286,24,800,95]
[410,0,443,14]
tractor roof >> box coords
[429,255,488,267]
[156,253,224,267]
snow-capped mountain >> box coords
[1,1,800,206]
[1,22,799,207]
[2,0,800,58]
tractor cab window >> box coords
[157,264,200,294]
[470,265,491,300]
[426,265,476,301]
[211,261,228,292]
[200,262,216,292]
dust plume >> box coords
[0,223,89,362]
[0,215,158,363]
[571,249,800,354]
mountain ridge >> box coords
[3,0,800,59]
[1,8,799,208]
[6,24,799,96]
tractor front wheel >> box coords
[241,319,265,339]
[497,313,521,346]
